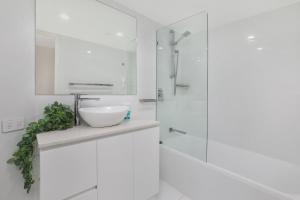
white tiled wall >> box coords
[208,2,300,166]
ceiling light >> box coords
[86,50,92,54]
[257,47,263,51]
[116,32,124,37]
[247,35,256,40]
[59,13,70,21]
[157,46,164,50]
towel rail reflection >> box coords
[69,82,114,87]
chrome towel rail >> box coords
[169,127,187,135]
[139,99,157,103]
[176,84,190,88]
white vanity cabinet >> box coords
[68,189,98,200]
[38,121,159,200]
[98,127,159,200]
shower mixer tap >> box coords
[157,88,164,101]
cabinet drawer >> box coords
[40,141,97,200]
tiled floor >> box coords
[149,180,192,200]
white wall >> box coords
[0,0,159,199]
[208,2,300,166]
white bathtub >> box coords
[160,136,300,200]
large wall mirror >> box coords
[36,0,137,95]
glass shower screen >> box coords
[156,12,208,161]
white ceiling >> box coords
[112,0,300,28]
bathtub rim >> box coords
[160,144,295,200]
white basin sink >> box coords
[79,106,129,128]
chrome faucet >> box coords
[73,94,101,126]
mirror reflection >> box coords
[36,0,137,95]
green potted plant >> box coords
[7,102,74,193]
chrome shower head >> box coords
[171,30,191,46]
[182,31,191,37]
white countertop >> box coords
[37,120,159,150]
